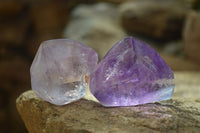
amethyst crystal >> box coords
[90,37,174,107]
[30,39,98,105]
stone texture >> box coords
[17,72,200,133]
[183,11,200,64]
[64,3,126,59]
[119,0,186,41]
[30,39,98,105]
[90,37,174,107]
[17,91,200,133]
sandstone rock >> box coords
[64,3,126,59]
[17,89,200,133]
[183,11,200,64]
[119,0,186,41]
[17,72,200,133]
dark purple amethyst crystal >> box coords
[90,37,174,107]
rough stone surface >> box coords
[183,11,200,64]
[63,3,126,59]
[119,0,186,41]
[17,72,200,133]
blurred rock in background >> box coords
[184,11,200,64]
[0,0,200,132]
[64,3,126,59]
[119,0,187,41]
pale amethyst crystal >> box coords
[90,37,174,107]
[30,39,98,105]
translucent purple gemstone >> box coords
[90,37,174,107]
[30,39,98,105]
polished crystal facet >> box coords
[90,37,174,107]
[31,39,98,105]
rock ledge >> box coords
[17,90,200,133]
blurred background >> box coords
[0,0,200,132]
